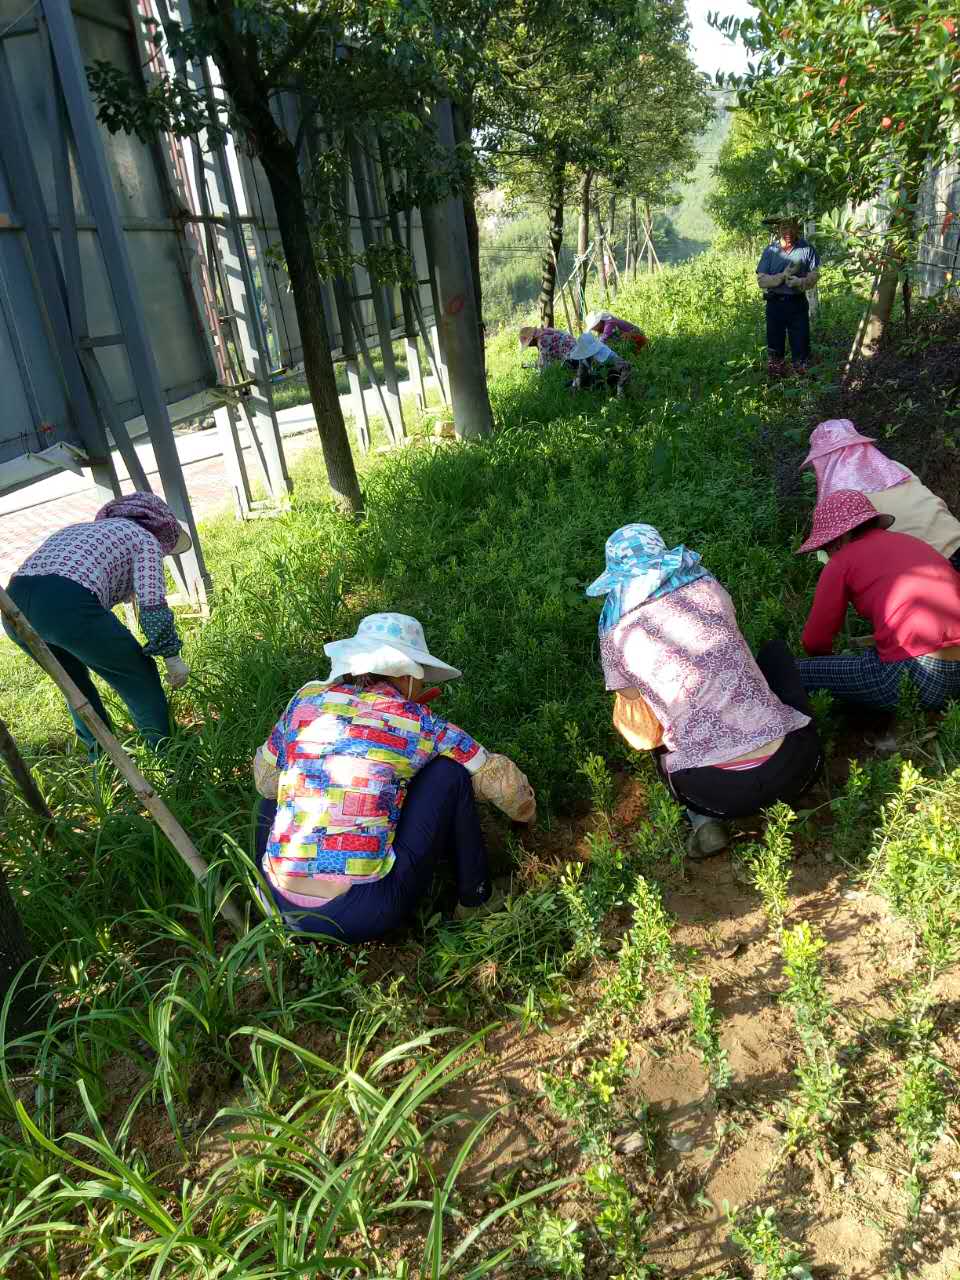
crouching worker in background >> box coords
[584,310,648,356]
[2,492,191,754]
[797,491,960,711]
[587,525,821,858]
[801,419,960,569]
[565,332,632,397]
[251,613,536,941]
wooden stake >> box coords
[0,585,245,935]
[0,717,51,820]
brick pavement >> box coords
[0,430,321,583]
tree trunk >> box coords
[538,151,566,328]
[262,145,364,512]
[577,169,593,316]
[846,256,899,372]
[595,203,609,300]
[901,275,912,333]
[422,100,493,440]
[452,99,484,340]
[195,2,363,513]
[608,194,617,248]
[630,198,638,281]
[645,202,654,273]
[0,718,51,819]
[0,865,45,1040]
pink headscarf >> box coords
[801,419,910,500]
[95,492,185,554]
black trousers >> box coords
[660,640,822,820]
[766,294,811,364]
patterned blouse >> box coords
[12,519,181,657]
[599,577,809,773]
[535,327,576,369]
[256,680,487,888]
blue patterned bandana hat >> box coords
[586,524,711,634]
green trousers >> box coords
[4,574,170,751]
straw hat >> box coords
[518,326,537,348]
[800,419,879,467]
[324,613,462,683]
[797,490,894,554]
[584,310,612,331]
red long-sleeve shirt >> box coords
[802,528,960,661]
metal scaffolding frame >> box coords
[0,0,455,599]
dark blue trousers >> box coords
[765,294,811,365]
[254,756,491,942]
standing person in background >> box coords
[757,216,820,377]
[2,493,191,753]
[801,419,960,569]
[519,325,575,370]
[584,310,649,355]
[252,613,536,941]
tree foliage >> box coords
[712,0,960,263]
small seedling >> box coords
[597,874,676,1024]
[519,1206,584,1278]
[542,1038,629,1154]
[728,1206,813,1280]
[896,1046,948,1216]
[781,922,846,1149]
[688,976,731,1091]
[739,802,796,933]
[586,1161,662,1278]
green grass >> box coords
[3,249,960,1275]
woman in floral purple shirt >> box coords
[588,524,821,856]
[3,493,191,753]
[518,325,576,369]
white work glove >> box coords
[163,655,190,689]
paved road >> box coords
[0,374,437,583]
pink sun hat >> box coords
[797,489,894,554]
[800,418,880,466]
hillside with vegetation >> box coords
[3,249,960,1276]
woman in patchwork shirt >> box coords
[588,524,821,858]
[252,612,536,941]
[3,492,191,753]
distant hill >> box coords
[670,90,735,245]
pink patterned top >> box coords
[12,519,181,657]
[534,327,576,369]
[599,577,809,773]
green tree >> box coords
[90,1,488,510]
[707,110,785,247]
[712,0,960,353]
[470,0,673,326]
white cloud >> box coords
[686,0,756,80]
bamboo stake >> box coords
[0,717,51,820]
[0,585,245,935]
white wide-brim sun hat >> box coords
[324,612,462,684]
[568,331,616,363]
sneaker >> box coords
[454,885,509,922]
[686,820,730,860]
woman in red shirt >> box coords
[797,490,960,709]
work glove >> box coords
[787,273,806,289]
[163,655,190,689]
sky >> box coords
[686,0,755,80]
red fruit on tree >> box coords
[881,116,893,129]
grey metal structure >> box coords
[0,0,450,598]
